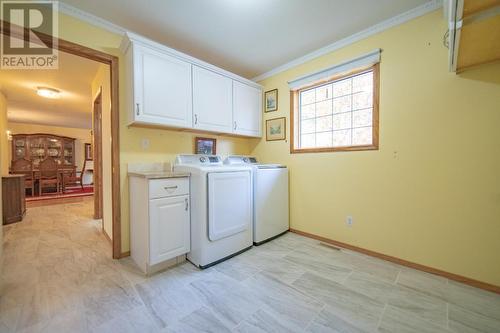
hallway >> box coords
[0,197,143,332]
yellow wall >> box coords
[7,122,91,172]
[91,64,113,240]
[57,13,252,253]
[0,92,8,260]
[252,10,500,286]
[0,93,8,175]
[53,9,500,285]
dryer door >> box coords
[207,171,252,241]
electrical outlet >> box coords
[346,216,353,227]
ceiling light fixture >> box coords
[37,87,60,99]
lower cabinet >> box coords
[129,175,190,274]
[2,175,26,225]
[149,195,190,265]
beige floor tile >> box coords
[396,267,449,300]
[377,305,450,333]
[2,197,499,333]
[165,307,231,333]
[306,307,369,333]
[235,309,303,333]
[446,280,500,321]
[448,303,500,333]
[292,272,385,332]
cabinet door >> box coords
[233,81,262,137]
[134,45,192,128]
[192,66,233,133]
[12,136,27,160]
[149,195,190,265]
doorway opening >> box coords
[0,24,121,258]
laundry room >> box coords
[1,0,499,332]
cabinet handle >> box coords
[185,198,189,211]
[136,103,140,115]
[194,114,198,125]
[234,121,237,130]
[164,185,178,190]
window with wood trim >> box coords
[291,64,379,153]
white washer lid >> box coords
[256,164,286,169]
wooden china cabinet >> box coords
[11,134,76,168]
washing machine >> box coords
[174,154,253,268]
[224,156,289,245]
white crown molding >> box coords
[252,0,443,82]
[58,2,126,36]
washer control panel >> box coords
[175,154,222,166]
[224,156,259,165]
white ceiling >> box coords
[0,51,100,129]
[60,0,430,78]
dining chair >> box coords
[10,158,35,196]
[38,157,60,196]
[63,159,86,192]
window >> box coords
[291,64,379,153]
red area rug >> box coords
[26,185,94,202]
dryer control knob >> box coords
[243,157,249,163]
[199,157,206,163]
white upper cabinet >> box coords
[132,45,192,128]
[121,32,262,137]
[192,66,233,133]
[233,81,262,137]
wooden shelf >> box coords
[445,0,500,72]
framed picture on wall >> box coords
[195,137,217,155]
[266,117,286,141]
[85,143,93,160]
[264,89,278,112]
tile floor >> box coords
[1,197,499,332]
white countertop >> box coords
[128,171,190,179]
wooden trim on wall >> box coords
[103,229,112,244]
[119,251,131,258]
[110,51,122,260]
[372,63,380,149]
[93,91,103,221]
[1,20,122,259]
[290,144,379,154]
[290,64,380,154]
[290,228,500,294]
[289,91,297,153]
